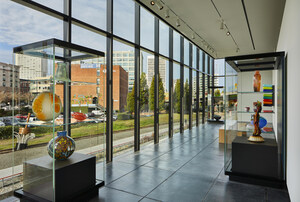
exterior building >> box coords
[82,50,143,92]
[20,79,31,93]
[55,64,128,112]
[30,76,52,94]
[147,56,166,91]
[0,62,19,92]
[15,54,47,79]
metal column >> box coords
[180,36,184,133]
[63,0,71,137]
[188,43,192,130]
[202,52,205,124]
[106,0,113,163]
[168,28,173,138]
[154,17,159,144]
[134,3,141,151]
[196,49,199,126]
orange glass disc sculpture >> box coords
[72,112,87,121]
[32,92,62,121]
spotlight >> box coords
[165,9,169,18]
[220,20,224,30]
[192,33,195,39]
[176,18,180,27]
[226,31,230,36]
[236,47,240,53]
[150,1,155,6]
[155,0,164,10]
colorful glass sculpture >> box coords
[72,112,87,121]
[32,92,62,121]
[47,131,75,160]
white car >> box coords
[92,110,104,116]
[0,121,5,127]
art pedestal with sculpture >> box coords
[14,153,104,202]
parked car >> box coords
[0,121,5,127]
[92,110,104,116]
[113,116,117,121]
[3,118,19,126]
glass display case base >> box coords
[14,153,104,202]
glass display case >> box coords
[224,52,286,187]
[10,38,105,201]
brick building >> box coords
[56,64,128,112]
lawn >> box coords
[0,113,182,151]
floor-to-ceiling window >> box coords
[0,0,216,199]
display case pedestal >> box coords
[227,136,284,188]
[14,153,104,202]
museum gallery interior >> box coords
[0,0,299,201]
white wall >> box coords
[277,0,300,201]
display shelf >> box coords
[29,79,97,86]
[236,111,274,114]
[237,91,272,94]
[18,118,102,127]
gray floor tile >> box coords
[139,197,162,202]
[89,187,142,202]
[107,166,173,196]
[204,180,266,202]
[147,172,215,202]
[267,187,290,202]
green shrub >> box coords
[0,126,19,139]
[117,112,132,120]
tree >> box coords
[127,84,135,114]
[140,72,149,111]
[184,79,190,113]
[126,73,149,114]
[173,79,181,113]
[214,89,221,97]
[149,73,165,111]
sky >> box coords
[0,0,216,92]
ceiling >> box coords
[138,0,286,59]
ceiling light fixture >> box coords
[176,18,180,27]
[165,9,169,18]
[155,0,164,10]
[226,31,230,36]
[150,1,155,6]
[192,33,195,39]
[236,47,240,53]
[220,20,224,30]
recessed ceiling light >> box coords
[150,1,155,6]
[220,20,224,30]
[176,18,180,27]
[165,9,169,18]
[226,31,230,36]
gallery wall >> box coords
[277,0,300,201]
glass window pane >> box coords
[205,54,209,73]
[193,46,197,68]
[183,66,190,129]
[199,50,203,72]
[72,0,106,30]
[173,62,180,133]
[141,49,154,144]
[0,2,63,64]
[159,21,169,57]
[140,7,154,51]
[33,0,63,12]
[112,40,134,154]
[159,57,168,139]
[114,0,134,42]
[173,31,180,62]
[72,25,106,52]
[192,70,197,126]
[199,73,203,123]
[184,39,190,66]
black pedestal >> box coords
[14,153,104,202]
[232,136,278,178]
[228,136,283,187]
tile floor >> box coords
[91,124,290,202]
[4,124,290,202]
